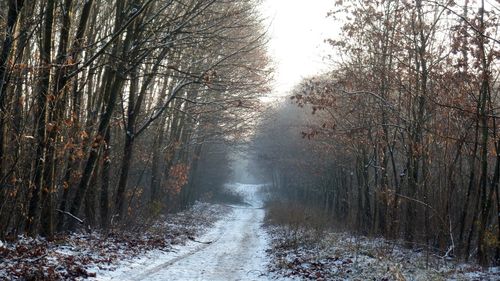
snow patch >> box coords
[0,202,228,280]
[267,226,500,281]
[224,182,268,207]
[93,183,277,280]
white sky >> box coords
[260,0,339,96]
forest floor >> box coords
[91,183,272,281]
[1,184,499,280]
[0,202,229,280]
[266,225,500,281]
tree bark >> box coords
[26,0,55,237]
[0,0,25,175]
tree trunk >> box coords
[26,0,55,237]
[100,128,111,230]
[67,0,130,231]
[0,0,25,175]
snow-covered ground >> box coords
[224,182,267,208]
[266,226,500,281]
[0,202,229,280]
[4,183,497,280]
[96,183,275,281]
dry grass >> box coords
[264,200,332,247]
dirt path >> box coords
[105,184,271,281]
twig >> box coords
[425,0,500,45]
[446,216,455,259]
[187,236,213,244]
[30,254,48,263]
[247,269,264,276]
[56,209,84,224]
[391,192,456,252]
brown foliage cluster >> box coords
[262,0,500,266]
[166,163,190,195]
[0,0,271,240]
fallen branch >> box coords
[56,209,84,224]
[30,254,48,263]
[187,236,213,244]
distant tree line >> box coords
[255,0,500,266]
[0,0,270,238]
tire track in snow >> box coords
[128,214,232,281]
[140,207,266,280]
[108,184,270,281]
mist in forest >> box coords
[230,156,257,184]
[0,0,499,271]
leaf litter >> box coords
[0,202,228,280]
[266,226,500,281]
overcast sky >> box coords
[260,0,338,96]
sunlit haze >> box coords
[260,0,338,96]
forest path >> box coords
[111,183,270,281]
